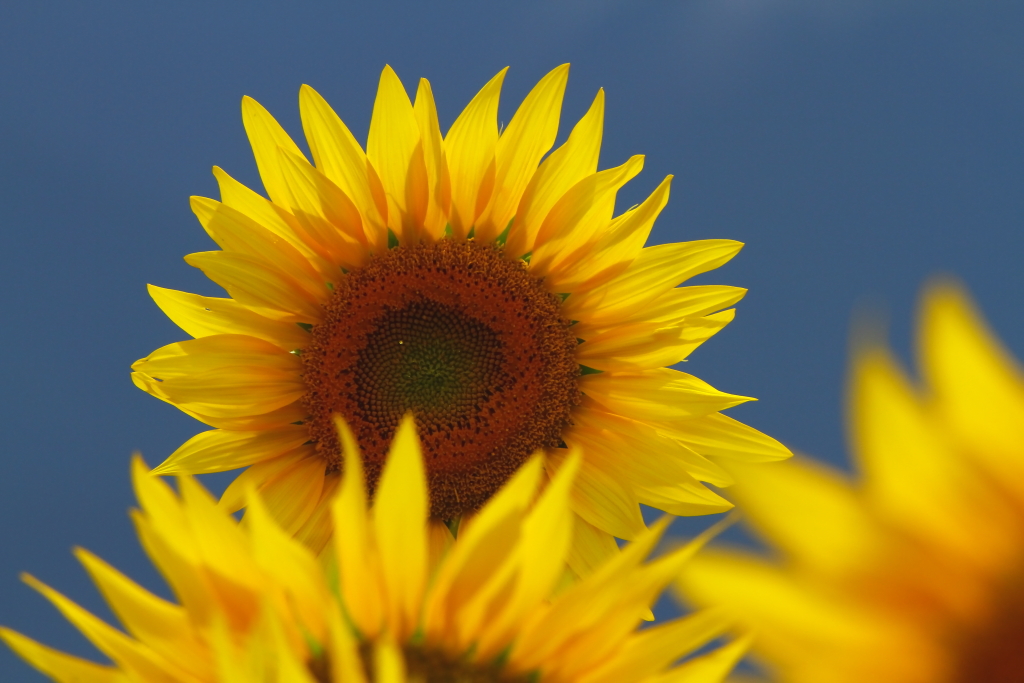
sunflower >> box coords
[133,63,789,567]
[675,282,1024,683]
[2,416,749,683]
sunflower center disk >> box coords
[302,240,579,520]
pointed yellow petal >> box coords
[581,368,749,421]
[331,416,385,637]
[549,175,672,293]
[654,412,791,463]
[373,414,428,640]
[132,335,305,419]
[581,608,733,683]
[184,251,323,323]
[245,485,329,640]
[240,96,308,207]
[299,84,388,252]
[218,447,313,513]
[22,574,189,683]
[190,196,327,304]
[920,282,1024,490]
[577,313,734,372]
[475,450,579,656]
[0,627,124,683]
[147,285,311,350]
[367,66,424,241]
[566,513,619,579]
[74,548,210,678]
[212,165,328,269]
[294,473,340,555]
[413,78,450,240]
[327,594,368,683]
[650,635,751,683]
[727,458,876,575]
[445,68,506,238]
[154,426,309,475]
[507,89,604,258]
[252,455,326,536]
[531,154,644,260]
[851,347,981,555]
[476,64,569,241]
[549,451,645,541]
[275,147,369,269]
[563,240,743,325]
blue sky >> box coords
[1,1,1023,679]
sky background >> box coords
[2,1,1023,679]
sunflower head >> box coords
[133,63,789,560]
[675,281,1024,683]
[2,418,748,683]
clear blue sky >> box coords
[2,1,1023,679]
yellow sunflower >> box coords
[2,416,749,683]
[133,63,789,567]
[675,282,1024,683]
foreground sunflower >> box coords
[133,64,789,563]
[675,282,1024,683]
[2,417,748,683]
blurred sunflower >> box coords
[133,63,788,566]
[675,282,1024,683]
[2,416,748,683]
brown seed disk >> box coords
[301,239,579,520]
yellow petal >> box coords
[326,595,368,683]
[21,574,190,683]
[184,251,323,323]
[331,416,385,637]
[581,608,733,683]
[726,458,877,575]
[218,447,313,513]
[549,450,645,541]
[547,174,671,293]
[507,89,604,258]
[245,486,330,640]
[275,147,369,270]
[563,240,743,325]
[154,426,309,475]
[566,513,619,579]
[474,449,579,656]
[294,473,340,555]
[413,78,451,240]
[372,414,428,640]
[676,550,896,672]
[529,155,644,279]
[649,635,751,683]
[578,315,732,372]
[373,639,407,683]
[299,84,388,252]
[920,282,1024,490]
[240,96,308,208]
[251,455,326,536]
[212,165,328,270]
[851,346,983,557]
[132,335,305,419]
[653,412,791,463]
[190,196,328,303]
[445,68,506,238]
[147,284,310,350]
[367,65,424,241]
[73,548,210,679]
[476,64,569,241]
[0,627,124,683]
[581,368,750,421]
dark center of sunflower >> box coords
[952,569,1024,682]
[301,239,579,520]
